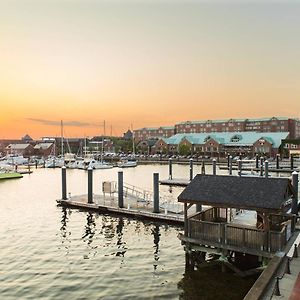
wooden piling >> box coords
[212,159,217,176]
[276,154,280,170]
[88,167,93,204]
[265,160,269,178]
[260,157,264,177]
[118,171,124,208]
[229,156,233,175]
[153,173,159,213]
[169,158,173,180]
[292,171,298,214]
[62,166,67,200]
[189,158,193,181]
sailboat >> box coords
[118,125,137,168]
[87,121,113,170]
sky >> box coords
[0,0,299,139]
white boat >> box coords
[4,154,28,165]
[88,159,113,169]
[117,158,137,168]
[45,156,64,168]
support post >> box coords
[201,160,205,175]
[153,173,160,213]
[237,159,242,177]
[264,160,269,178]
[229,156,233,175]
[291,154,294,170]
[184,202,188,236]
[256,154,259,169]
[88,167,93,204]
[212,159,217,176]
[292,171,299,214]
[273,277,281,296]
[276,154,280,170]
[169,158,173,180]
[260,157,264,177]
[61,166,67,200]
[118,171,124,208]
[227,153,230,168]
[189,158,193,181]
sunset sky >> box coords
[0,0,299,139]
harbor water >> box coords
[0,164,257,300]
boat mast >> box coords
[101,120,105,162]
[131,124,135,155]
[61,120,64,158]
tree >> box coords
[178,144,191,156]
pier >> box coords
[57,167,184,225]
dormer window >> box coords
[230,135,241,142]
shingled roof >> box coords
[178,174,295,212]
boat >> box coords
[88,159,114,169]
[117,158,137,168]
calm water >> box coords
[0,164,255,300]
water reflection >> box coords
[59,207,71,253]
[152,225,160,271]
[115,217,126,257]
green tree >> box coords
[178,144,191,156]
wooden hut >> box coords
[178,174,298,258]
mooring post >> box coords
[274,277,281,296]
[201,160,205,175]
[212,159,217,176]
[237,159,242,177]
[260,157,264,176]
[292,171,299,214]
[169,158,173,180]
[189,158,193,181]
[118,171,124,208]
[227,153,230,168]
[229,156,233,175]
[255,154,259,169]
[61,166,67,200]
[276,154,280,170]
[265,160,269,178]
[153,173,160,213]
[291,154,294,170]
[88,167,93,203]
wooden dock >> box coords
[219,165,299,174]
[57,194,184,225]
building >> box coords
[178,174,297,269]
[33,143,55,157]
[152,132,289,157]
[133,126,175,142]
[5,143,35,157]
[175,117,300,138]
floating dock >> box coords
[57,194,184,225]
[159,178,190,186]
[0,172,23,180]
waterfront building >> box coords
[33,143,55,157]
[134,117,300,142]
[175,117,300,139]
[133,126,175,142]
[5,143,35,157]
[152,132,289,157]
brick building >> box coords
[153,132,289,157]
[175,117,300,138]
[133,126,175,142]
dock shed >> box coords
[178,174,298,257]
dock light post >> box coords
[169,158,173,180]
[237,159,242,177]
[260,157,264,177]
[264,160,269,178]
[88,167,93,204]
[61,166,67,200]
[189,158,193,181]
[212,159,217,176]
[229,156,233,175]
[153,173,160,213]
[118,171,124,208]
[276,154,280,170]
[292,171,299,214]
[255,154,259,169]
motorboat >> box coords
[117,158,137,168]
[88,159,114,169]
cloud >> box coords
[27,118,97,127]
